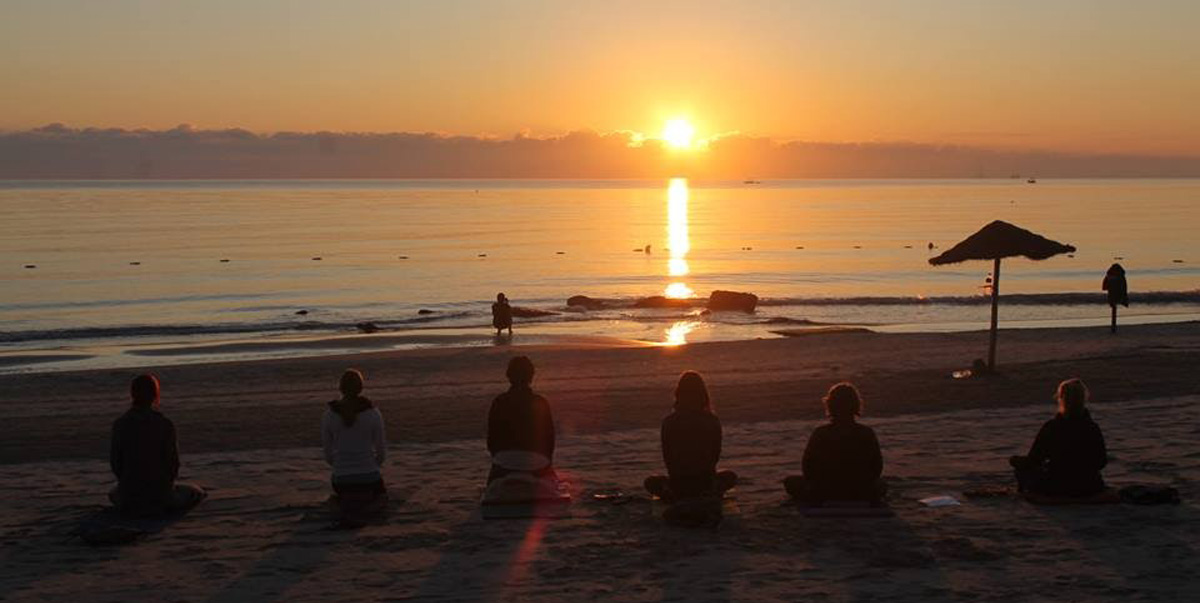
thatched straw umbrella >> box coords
[929,220,1076,371]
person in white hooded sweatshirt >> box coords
[322,369,387,497]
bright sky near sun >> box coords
[2,0,1199,154]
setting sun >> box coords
[661,118,696,149]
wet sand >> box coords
[0,322,1198,600]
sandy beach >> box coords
[2,322,1198,601]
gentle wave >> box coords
[559,290,1200,310]
[4,290,1197,345]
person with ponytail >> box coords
[1009,378,1108,496]
[644,371,738,502]
[321,369,387,498]
[784,382,886,505]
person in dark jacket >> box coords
[109,374,205,517]
[1102,263,1128,334]
[784,382,886,504]
[644,371,738,502]
[492,293,514,336]
[486,356,555,483]
[1009,378,1108,496]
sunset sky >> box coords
[3,0,1198,156]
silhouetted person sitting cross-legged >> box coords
[487,356,556,483]
[644,371,738,502]
[322,369,387,500]
[784,382,886,506]
[1009,378,1108,497]
[109,374,206,517]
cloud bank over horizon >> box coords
[2,124,1198,180]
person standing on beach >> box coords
[109,374,206,517]
[486,356,556,483]
[1009,378,1108,497]
[784,382,886,505]
[644,371,738,502]
[322,369,387,499]
[492,293,514,336]
[1102,263,1129,334]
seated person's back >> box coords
[487,356,555,481]
[112,402,179,512]
[1011,378,1107,496]
[787,382,885,503]
[661,408,722,496]
[322,369,387,496]
[644,371,738,501]
[803,419,882,500]
[110,374,205,516]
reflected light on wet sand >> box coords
[664,320,697,346]
[665,178,693,298]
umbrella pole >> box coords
[988,258,1001,371]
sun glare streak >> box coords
[662,119,696,150]
[665,178,692,298]
[664,320,697,346]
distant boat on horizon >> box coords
[743,179,762,185]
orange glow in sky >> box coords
[2,2,1198,155]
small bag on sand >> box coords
[1118,485,1181,505]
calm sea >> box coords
[2,179,1198,372]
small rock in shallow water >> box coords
[24,264,36,269]
[295,310,309,316]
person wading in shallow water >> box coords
[492,292,514,337]
[109,374,206,517]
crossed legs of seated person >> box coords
[488,464,558,485]
[783,475,887,506]
[644,470,738,503]
[109,482,207,517]
[1008,455,1105,497]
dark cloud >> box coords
[0,124,1196,179]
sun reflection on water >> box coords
[663,320,697,346]
[665,178,692,298]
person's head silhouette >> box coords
[497,293,508,303]
[130,374,161,409]
[340,369,365,398]
[674,371,713,413]
[506,356,535,387]
[823,382,862,421]
[1056,378,1089,417]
